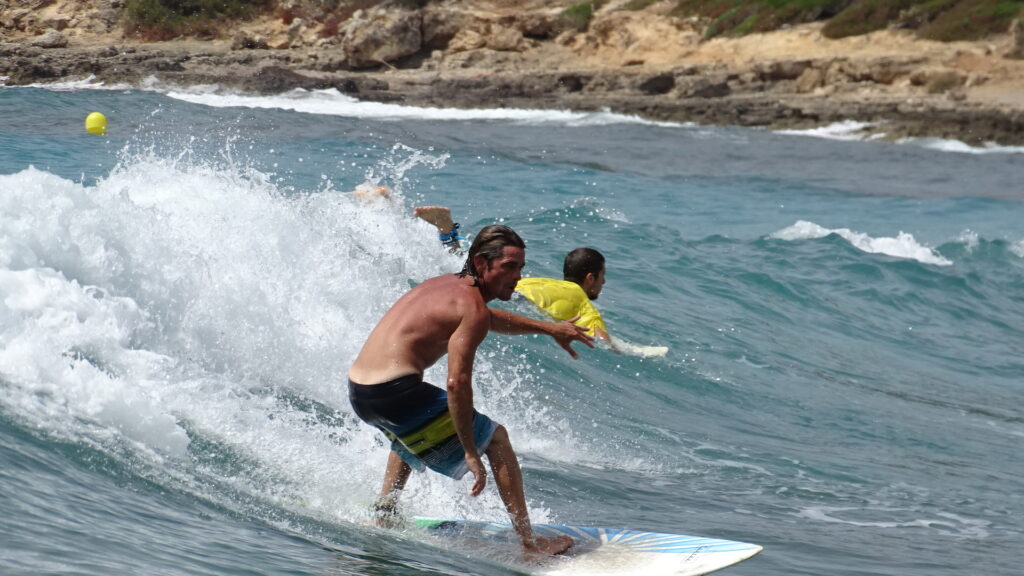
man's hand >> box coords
[548,314,595,359]
[466,452,487,496]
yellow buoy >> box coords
[85,112,107,135]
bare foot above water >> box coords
[352,184,391,200]
[412,205,454,233]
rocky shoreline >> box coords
[4,1,1024,146]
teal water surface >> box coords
[1,86,1022,576]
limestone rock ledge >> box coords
[3,0,1024,146]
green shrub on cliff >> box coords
[821,0,915,37]
[623,0,662,9]
[915,0,1023,41]
[122,0,272,40]
[562,1,610,31]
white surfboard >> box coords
[609,335,668,358]
[414,517,762,576]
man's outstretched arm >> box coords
[489,308,595,359]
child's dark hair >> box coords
[563,247,605,284]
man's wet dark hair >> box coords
[460,225,526,280]
[563,247,605,285]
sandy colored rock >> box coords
[341,7,422,68]
[794,67,825,93]
[448,28,486,52]
[573,11,699,67]
[487,24,525,52]
[31,28,66,48]
[2,1,1024,145]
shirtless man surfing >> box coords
[348,224,592,557]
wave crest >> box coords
[769,220,952,266]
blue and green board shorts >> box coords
[348,375,498,479]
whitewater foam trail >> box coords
[21,81,1023,155]
[776,121,1024,155]
[776,120,884,142]
[24,75,134,91]
[907,138,1024,155]
[0,136,620,532]
[0,146,454,516]
[164,86,685,127]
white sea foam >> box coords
[799,506,990,539]
[163,86,684,127]
[956,229,980,252]
[0,264,189,456]
[776,120,885,142]
[30,80,1024,153]
[24,79,1024,154]
[769,220,953,266]
[777,121,1024,154]
[905,137,1024,155]
[28,74,133,91]
[1011,240,1024,258]
[569,196,631,224]
[0,141,623,528]
[0,151,460,519]
[25,76,679,126]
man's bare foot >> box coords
[413,205,455,234]
[353,184,391,200]
[371,500,403,529]
[523,534,574,560]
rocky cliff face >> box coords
[3,0,1024,145]
[1,0,121,38]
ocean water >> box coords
[1,84,1022,576]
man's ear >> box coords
[472,253,487,275]
[577,270,593,289]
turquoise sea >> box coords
[1,83,1022,576]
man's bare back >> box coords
[349,274,483,385]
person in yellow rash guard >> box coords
[414,207,614,347]
[514,277,606,336]
[514,247,610,345]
